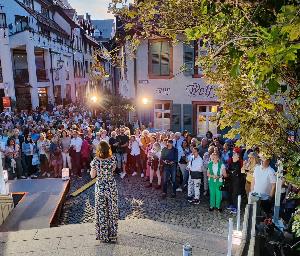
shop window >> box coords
[149,40,173,78]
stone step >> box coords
[0,218,232,256]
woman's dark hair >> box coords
[7,137,15,146]
[206,131,213,139]
[96,141,112,159]
[181,139,188,147]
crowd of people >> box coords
[0,105,278,215]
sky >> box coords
[68,0,114,20]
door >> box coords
[154,101,171,131]
[197,105,218,136]
[15,86,32,110]
[38,87,48,109]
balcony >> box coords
[0,67,3,83]
[14,69,29,84]
[36,69,49,82]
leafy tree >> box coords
[109,1,300,185]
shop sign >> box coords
[185,83,216,98]
[155,88,170,96]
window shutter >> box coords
[183,43,194,76]
[183,104,193,134]
[171,104,181,132]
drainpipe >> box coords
[134,56,138,122]
[49,48,55,105]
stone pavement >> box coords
[0,218,232,256]
[60,175,234,236]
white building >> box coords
[0,0,101,110]
[119,38,220,136]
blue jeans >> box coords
[163,165,177,195]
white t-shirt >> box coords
[92,138,100,154]
[253,165,276,199]
[187,155,203,172]
[130,140,140,156]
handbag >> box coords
[190,171,203,180]
[32,154,40,166]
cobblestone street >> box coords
[60,174,233,236]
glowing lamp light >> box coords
[142,97,150,105]
[91,95,97,103]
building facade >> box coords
[119,39,220,136]
[0,0,103,110]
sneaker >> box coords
[176,187,183,192]
[14,177,18,180]
[226,205,234,211]
[217,208,223,213]
[20,176,26,179]
[132,172,137,177]
[47,173,51,178]
[230,208,237,214]
[42,172,47,177]
[145,183,152,188]
[188,197,194,203]
[120,172,126,179]
[141,173,144,178]
[192,199,200,205]
[31,174,38,178]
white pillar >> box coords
[44,50,54,102]
[26,43,39,108]
[0,28,15,100]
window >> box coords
[23,0,33,9]
[196,105,219,136]
[183,40,207,77]
[154,101,171,131]
[149,40,172,77]
[15,16,29,33]
[0,13,7,28]
[41,7,49,18]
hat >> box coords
[233,147,241,154]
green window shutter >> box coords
[183,104,193,134]
[183,43,194,76]
[171,104,181,132]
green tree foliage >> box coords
[109,0,300,187]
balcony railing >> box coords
[14,69,29,84]
[0,67,3,83]
[36,68,49,82]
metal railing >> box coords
[14,69,29,83]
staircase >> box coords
[0,218,232,256]
[0,195,14,226]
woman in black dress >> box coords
[90,141,118,243]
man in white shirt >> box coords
[128,135,141,177]
[251,156,276,214]
[70,130,83,178]
[187,147,203,205]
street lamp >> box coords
[91,95,97,103]
[142,97,150,105]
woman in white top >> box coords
[145,142,162,189]
[128,135,141,177]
